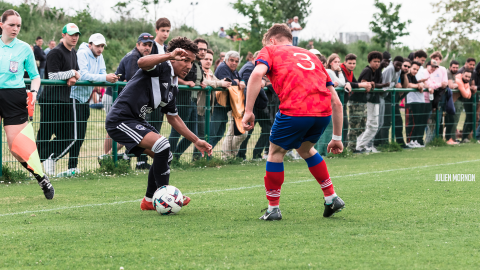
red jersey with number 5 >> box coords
[255,45,333,117]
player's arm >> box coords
[326,85,344,154]
[166,114,212,156]
[242,64,268,131]
[138,48,189,71]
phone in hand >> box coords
[116,74,122,78]
[224,77,232,82]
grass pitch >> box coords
[1,144,479,269]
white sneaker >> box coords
[406,141,417,148]
[43,155,56,176]
[366,146,380,153]
[262,154,268,160]
[56,168,80,178]
[414,140,424,148]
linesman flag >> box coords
[11,123,45,177]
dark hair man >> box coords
[44,40,56,55]
[37,23,82,177]
[374,55,405,148]
[459,58,478,142]
[342,53,373,150]
[33,36,46,99]
[151,17,170,55]
[444,60,462,144]
[349,51,384,153]
[101,33,155,170]
[242,23,345,220]
[106,37,212,211]
[169,38,208,160]
[405,61,428,147]
[447,69,473,144]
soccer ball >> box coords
[152,185,184,215]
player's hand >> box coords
[327,139,343,155]
[242,111,255,131]
[29,91,37,106]
[194,139,213,157]
[186,81,196,87]
[67,77,77,86]
[106,73,119,83]
[169,48,189,61]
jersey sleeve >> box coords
[143,64,162,77]
[160,97,178,116]
[255,46,273,74]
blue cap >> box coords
[138,33,154,43]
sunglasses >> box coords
[140,35,154,40]
[403,65,411,68]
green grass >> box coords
[1,145,480,269]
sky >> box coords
[10,0,437,49]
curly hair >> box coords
[367,51,383,63]
[167,36,199,55]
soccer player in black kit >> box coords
[106,37,213,211]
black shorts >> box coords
[106,120,158,157]
[0,88,28,126]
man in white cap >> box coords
[54,33,118,177]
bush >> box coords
[378,142,403,152]
[427,137,448,147]
[96,156,132,175]
[0,164,30,183]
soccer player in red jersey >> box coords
[242,24,345,220]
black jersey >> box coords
[106,61,178,128]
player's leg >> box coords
[296,116,345,217]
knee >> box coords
[152,137,170,155]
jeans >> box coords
[169,98,197,159]
[237,107,271,159]
[209,104,229,149]
[292,37,299,46]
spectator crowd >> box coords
[22,16,480,177]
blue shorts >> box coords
[270,112,331,150]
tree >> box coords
[231,0,312,54]
[428,0,480,57]
[369,0,411,51]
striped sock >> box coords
[305,153,336,203]
[264,161,284,207]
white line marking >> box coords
[1,159,479,217]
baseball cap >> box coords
[138,33,154,43]
[62,23,81,35]
[309,49,322,56]
[89,33,107,46]
[427,60,439,67]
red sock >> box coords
[265,162,284,206]
[306,154,335,197]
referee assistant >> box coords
[0,9,54,199]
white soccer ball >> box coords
[152,185,183,215]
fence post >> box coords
[391,90,396,143]
[338,89,346,142]
[112,84,119,166]
[473,93,477,140]
[205,87,211,160]
[0,121,2,177]
[435,103,440,138]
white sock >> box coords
[325,193,337,205]
[144,197,152,202]
[268,205,279,212]
[136,161,145,166]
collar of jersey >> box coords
[0,36,17,48]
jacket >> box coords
[239,61,268,109]
[71,42,107,103]
[197,69,222,116]
[116,47,143,82]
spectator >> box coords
[290,16,302,46]
[445,60,462,144]
[286,18,293,29]
[374,56,403,148]
[237,51,270,160]
[473,62,480,142]
[211,51,246,156]
[394,58,411,148]
[101,32,154,169]
[44,40,56,55]
[197,49,232,159]
[64,33,118,177]
[33,36,46,99]
[59,38,64,44]
[309,49,326,65]
[459,58,478,142]
[453,69,473,142]
[37,23,82,177]
[171,38,207,160]
[352,51,384,153]
[218,27,227,38]
[306,40,314,50]
[214,51,226,70]
[317,53,351,156]
[343,53,373,152]
[413,50,428,82]
[405,61,428,147]
[423,59,448,145]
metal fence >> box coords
[1,79,478,177]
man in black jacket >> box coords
[33,36,46,99]
[237,51,270,160]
